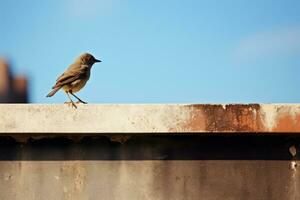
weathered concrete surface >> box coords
[0,104,300,133]
[0,160,298,200]
[0,104,299,199]
[0,134,298,200]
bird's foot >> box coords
[76,100,87,104]
[64,101,77,109]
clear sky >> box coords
[1,0,300,103]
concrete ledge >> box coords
[0,104,300,133]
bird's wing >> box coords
[55,62,81,82]
[52,65,89,88]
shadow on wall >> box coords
[0,58,29,103]
[0,135,298,161]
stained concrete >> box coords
[0,160,298,200]
[0,135,299,200]
[0,104,300,199]
[0,104,300,134]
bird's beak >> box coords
[95,59,102,63]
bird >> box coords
[46,53,101,108]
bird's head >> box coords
[79,53,101,65]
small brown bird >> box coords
[46,53,101,108]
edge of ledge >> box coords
[0,104,300,133]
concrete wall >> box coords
[0,160,298,200]
[0,104,299,200]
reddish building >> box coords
[0,59,28,103]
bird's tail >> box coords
[46,87,61,97]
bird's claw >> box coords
[64,101,77,109]
[76,100,87,104]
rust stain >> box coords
[272,114,300,132]
[182,104,264,132]
[179,105,206,132]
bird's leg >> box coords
[70,92,87,104]
[65,92,77,108]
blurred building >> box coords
[0,58,29,103]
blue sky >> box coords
[1,0,300,103]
